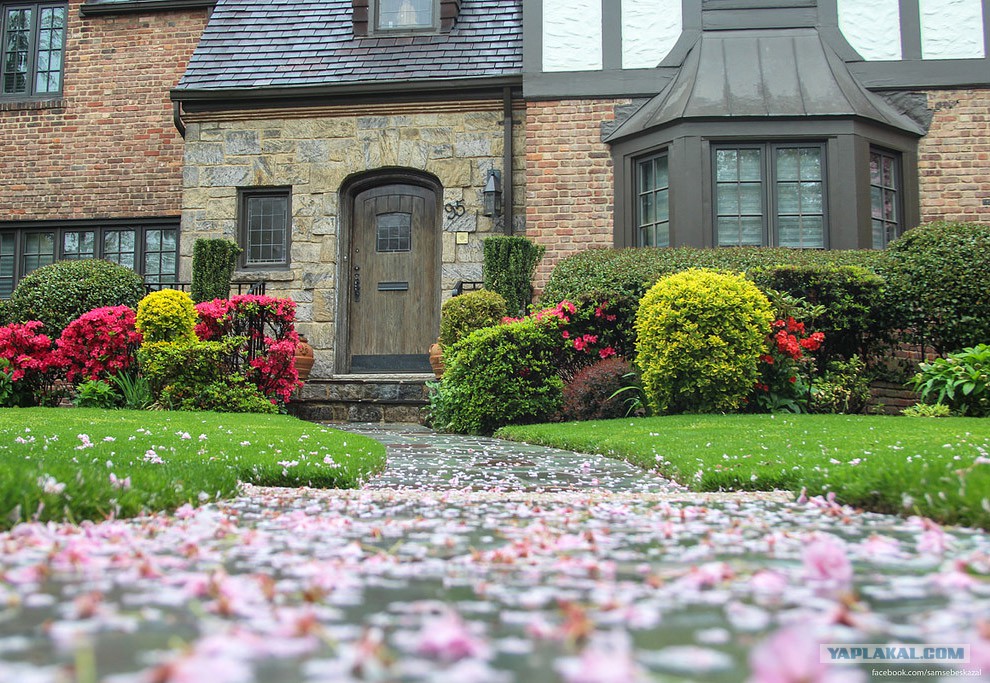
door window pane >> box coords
[376,212,412,253]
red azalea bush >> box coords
[0,321,64,406]
[195,294,301,403]
[560,357,635,422]
[750,317,825,413]
[57,306,142,383]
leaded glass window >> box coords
[715,147,765,246]
[870,148,901,249]
[775,146,824,249]
[242,190,290,267]
[1,2,66,98]
[635,153,670,247]
[376,213,412,253]
[21,231,54,275]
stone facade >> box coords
[918,89,990,224]
[180,101,525,379]
[523,99,627,291]
[0,1,209,220]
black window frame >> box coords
[0,1,67,100]
[239,187,291,269]
[869,146,903,249]
[372,0,439,34]
[0,218,179,298]
[634,151,671,247]
[711,141,828,249]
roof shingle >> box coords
[176,0,522,92]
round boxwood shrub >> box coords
[884,221,990,354]
[6,259,145,335]
[136,289,198,343]
[438,289,508,349]
[636,269,773,414]
[428,317,563,435]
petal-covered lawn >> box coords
[1,427,988,682]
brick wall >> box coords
[919,89,990,223]
[524,99,628,291]
[0,1,209,220]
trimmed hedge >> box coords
[483,236,545,316]
[884,222,990,354]
[542,247,886,306]
[191,238,241,304]
[428,317,563,435]
[5,259,145,336]
[748,264,890,365]
[438,289,507,349]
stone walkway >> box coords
[0,425,988,683]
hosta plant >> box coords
[911,344,990,417]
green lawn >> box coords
[0,408,386,529]
[497,415,990,529]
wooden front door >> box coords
[347,183,439,373]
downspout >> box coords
[172,100,186,138]
[502,86,513,235]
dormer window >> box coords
[376,0,435,32]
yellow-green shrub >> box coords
[136,289,198,343]
[635,269,773,414]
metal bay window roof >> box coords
[605,28,927,142]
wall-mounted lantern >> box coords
[482,169,502,218]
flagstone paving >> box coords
[1,424,988,683]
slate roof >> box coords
[175,0,522,93]
[606,28,927,141]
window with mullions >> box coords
[375,0,435,31]
[241,190,290,267]
[870,148,901,249]
[0,223,178,297]
[714,143,826,248]
[1,2,66,98]
[635,153,670,247]
[376,213,412,253]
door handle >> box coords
[353,265,361,301]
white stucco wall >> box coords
[542,0,603,72]
[920,0,985,59]
[838,0,902,60]
[621,0,682,69]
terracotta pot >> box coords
[294,335,315,382]
[429,341,445,378]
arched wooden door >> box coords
[347,182,439,373]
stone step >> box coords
[289,374,434,423]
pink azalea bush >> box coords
[195,294,301,403]
[57,305,142,383]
